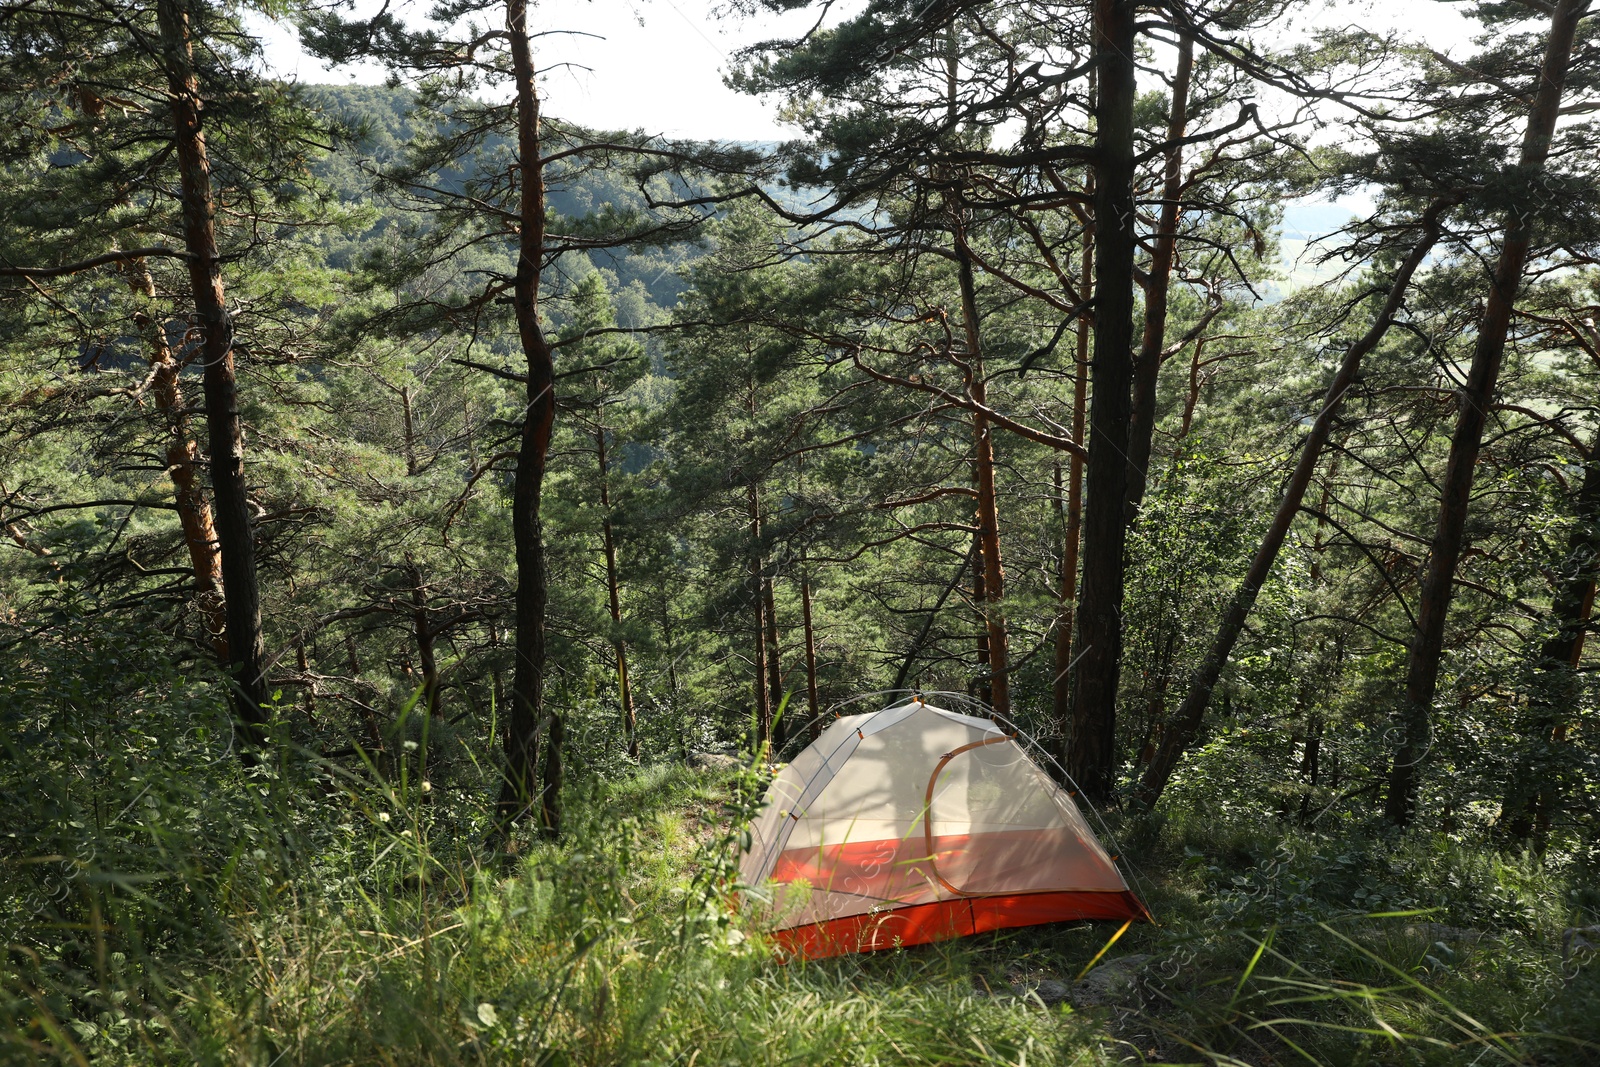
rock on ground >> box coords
[997,954,1154,1009]
[687,750,742,772]
[1401,923,1484,944]
[1014,978,1073,1006]
[1071,954,1153,1007]
[1563,924,1600,961]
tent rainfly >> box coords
[741,698,1150,959]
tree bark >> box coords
[956,239,1010,717]
[971,525,992,707]
[128,268,226,658]
[1178,336,1207,442]
[488,616,505,733]
[748,481,772,754]
[540,704,564,839]
[1125,30,1194,519]
[495,0,559,834]
[764,574,786,749]
[1066,0,1137,804]
[596,427,636,759]
[407,560,442,719]
[155,0,268,747]
[1054,226,1092,739]
[296,641,316,722]
[801,556,822,740]
[1501,434,1600,843]
[1137,199,1451,809]
[400,385,418,476]
[1386,0,1588,826]
[406,562,439,790]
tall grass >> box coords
[1105,805,1600,1065]
[3,634,1595,1066]
[3,760,1111,1066]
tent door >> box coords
[921,733,1011,897]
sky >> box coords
[250,0,813,141]
[252,0,1483,144]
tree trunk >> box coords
[801,557,822,740]
[495,0,558,834]
[540,706,563,839]
[1178,337,1206,442]
[408,561,442,719]
[1297,713,1323,825]
[296,640,316,722]
[660,595,680,697]
[128,268,227,658]
[400,384,418,476]
[488,616,505,729]
[155,0,268,747]
[971,525,992,707]
[764,574,786,749]
[1066,0,1137,804]
[748,482,772,754]
[1137,624,1177,765]
[966,361,1009,718]
[1386,0,1587,826]
[407,562,439,790]
[954,216,1011,717]
[1054,227,1092,739]
[1125,30,1194,519]
[895,541,975,692]
[1138,199,1452,809]
[597,427,636,759]
[1501,435,1600,843]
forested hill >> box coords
[4,1,1600,1063]
[302,81,1337,317]
[300,82,699,316]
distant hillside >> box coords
[299,83,699,318]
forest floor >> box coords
[5,760,1598,1066]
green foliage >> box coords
[6,0,1600,1061]
[1,746,1119,1066]
[3,614,1597,1065]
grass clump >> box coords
[3,638,1596,1065]
[3,755,1108,1066]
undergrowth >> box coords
[2,757,1111,1066]
[2,637,1595,1064]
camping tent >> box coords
[741,697,1149,959]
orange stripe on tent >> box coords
[769,889,1148,960]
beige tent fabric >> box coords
[742,700,1130,933]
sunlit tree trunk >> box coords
[155,0,268,748]
[128,265,226,657]
[954,225,1010,717]
[970,525,992,707]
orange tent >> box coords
[741,698,1149,959]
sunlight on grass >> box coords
[4,759,1596,1066]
